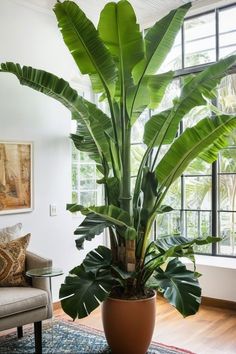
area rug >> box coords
[0,319,195,354]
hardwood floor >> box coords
[54,297,236,354]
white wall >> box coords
[0,0,235,305]
[0,0,99,301]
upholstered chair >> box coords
[0,251,53,354]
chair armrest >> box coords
[26,251,52,299]
[26,251,52,270]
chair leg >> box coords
[17,326,23,338]
[34,321,42,354]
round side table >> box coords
[26,267,63,299]
[26,267,63,343]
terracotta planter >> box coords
[102,292,156,354]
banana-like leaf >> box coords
[154,235,221,255]
[144,55,236,147]
[72,101,113,164]
[132,3,191,84]
[148,258,201,317]
[67,204,137,240]
[156,115,236,188]
[129,72,173,122]
[98,0,144,88]
[54,1,117,95]
[73,214,110,250]
[0,63,112,165]
[71,133,99,163]
[60,247,114,319]
[142,235,219,285]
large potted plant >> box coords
[1,1,236,353]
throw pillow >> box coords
[0,223,23,243]
[0,234,30,287]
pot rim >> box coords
[105,290,156,304]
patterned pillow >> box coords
[0,223,23,243]
[0,234,30,287]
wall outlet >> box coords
[50,204,57,216]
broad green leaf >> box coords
[72,100,113,164]
[144,55,236,147]
[60,264,113,319]
[132,3,191,84]
[156,115,236,188]
[82,246,112,273]
[140,168,158,225]
[142,235,219,285]
[98,0,144,87]
[73,214,110,250]
[54,1,117,94]
[0,63,112,165]
[144,109,171,146]
[154,235,221,255]
[67,204,137,240]
[149,258,201,317]
[129,72,173,122]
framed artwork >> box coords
[0,141,33,214]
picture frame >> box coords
[0,141,33,214]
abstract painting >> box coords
[0,142,33,214]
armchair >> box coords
[0,251,53,354]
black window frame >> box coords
[152,2,236,258]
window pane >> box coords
[72,144,79,162]
[185,158,212,176]
[183,106,212,175]
[157,79,181,112]
[219,174,236,211]
[80,152,94,163]
[80,191,97,206]
[72,164,78,190]
[131,144,146,176]
[218,74,236,114]
[219,149,236,173]
[163,178,181,209]
[72,191,78,204]
[184,210,212,240]
[218,212,236,255]
[219,6,236,58]
[80,179,97,190]
[184,176,212,210]
[184,13,216,67]
[156,211,181,237]
[80,164,96,178]
[158,31,182,73]
[132,110,149,143]
[183,106,212,129]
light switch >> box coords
[50,204,57,216]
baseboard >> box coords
[53,301,61,311]
[53,297,236,312]
[201,296,236,310]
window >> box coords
[71,87,103,207]
[153,4,236,257]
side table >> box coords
[26,267,63,299]
[26,267,63,343]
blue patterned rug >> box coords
[0,319,194,354]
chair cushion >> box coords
[0,223,23,243]
[0,234,30,286]
[0,287,49,318]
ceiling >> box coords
[13,0,235,26]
